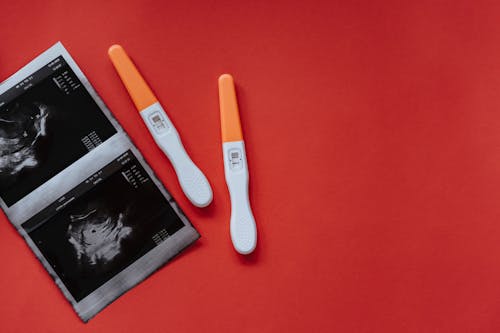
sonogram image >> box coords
[0,58,116,206]
[0,102,50,176]
[67,206,132,266]
[26,154,185,301]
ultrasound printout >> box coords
[0,43,199,322]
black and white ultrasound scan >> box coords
[0,43,199,322]
[0,55,116,206]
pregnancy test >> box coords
[218,74,257,255]
[108,45,213,207]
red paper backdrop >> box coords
[2,1,500,332]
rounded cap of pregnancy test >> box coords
[218,74,244,143]
[108,44,158,111]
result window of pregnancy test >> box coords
[148,111,170,134]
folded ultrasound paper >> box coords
[0,42,199,322]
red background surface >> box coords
[1,1,500,332]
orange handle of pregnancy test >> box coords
[218,74,243,143]
[108,44,158,111]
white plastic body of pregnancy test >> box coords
[223,140,257,254]
[141,102,213,207]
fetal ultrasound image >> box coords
[67,205,133,266]
[0,59,116,206]
[0,101,49,176]
[27,156,185,301]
